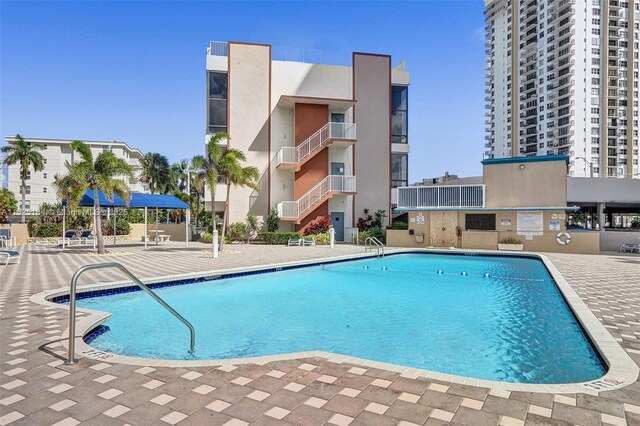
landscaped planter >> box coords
[498,243,524,251]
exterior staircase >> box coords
[277,175,356,224]
[275,122,356,171]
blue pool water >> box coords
[75,253,605,384]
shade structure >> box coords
[63,190,188,209]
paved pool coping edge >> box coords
[30,247,639,395]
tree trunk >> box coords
[94,188,105,254]
[220,182,231,249]
[20,176,26,223]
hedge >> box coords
[30,223,63,238]
[258,232,300,245]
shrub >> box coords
[266,208,279,232]
[0,189,18,223]
[102,218,131,236]
[228,222,247,241]
[201,232,213,244]
[258,232,300,245]
[31,223,63,238]
[390,221,408,230]
[358,226,385,243]
[313,233,330,245]
[499,237,522,244]
[303,216,331,235]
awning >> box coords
[63,190,189,209]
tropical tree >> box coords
[220,157,259,246]
[201,132,258,253]
[0,189,18,223]
[1,134,45,223]
[53,140,133,254]
[189,155,206,227]
[139,152,170,194]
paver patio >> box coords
[0,242,639,425]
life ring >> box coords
[556,232,571,245]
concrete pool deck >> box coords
[1,242,639,425]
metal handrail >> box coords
[364,236,384,258]
[64,262,196,364]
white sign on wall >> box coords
[549,220,561,231]
[517,211,544,236]
[416,214,425,225]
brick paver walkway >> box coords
[0,243,639,425]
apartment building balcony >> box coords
[275,122,356,172]
[277,175,356,223]
[396,185,485,210]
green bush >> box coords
[499,237,522,244]
[102,218,131,236]
[258,232,300,245]
[357,226,385,243]
[228,222,247,241]
[266,208,279,232]
[313,233,330,245]
[31,223,63,238]
[390,221,408,230]
[201,232,213,244]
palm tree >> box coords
[1,134,45,223]
[139,153,170,194]
[188,155,205,227]
[220,158,259,247]
[53,141,133,254]
[201,132,257,253]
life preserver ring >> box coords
[556,232,571,245]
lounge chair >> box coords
[288,237,301,246]
[618,243,640,253]
[79,229,97,244]
[0,250,20,265]
[0,229,16,248]
[303,237,316,246]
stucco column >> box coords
[597,202,605,233]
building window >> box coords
[465,214,496,231]
[43,173,47,179]
[391,85,408,144]
[25,186,31,195]
[43,187,47,193]
[207,71,228,135]
[391,153,408,188]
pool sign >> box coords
[500,218,512,226]
[549,220,561,231]
[416,214,425,225]
[517,211,544,236]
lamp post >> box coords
[574,156,594,178]
[181,162,194,248]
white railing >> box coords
[396,185,485,209]
[277,175,356,220]
[207,41,228,56]
[275,122,356,168]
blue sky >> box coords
[1,0,486,182]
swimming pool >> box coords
[70,252,606,384]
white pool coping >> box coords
[31,248,639,395]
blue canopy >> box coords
[63,190,188,209]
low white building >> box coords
[3,136,145,214]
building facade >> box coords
[484,0,639,178]
[205,41,410,240]
[3,137,145,214]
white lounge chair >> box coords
[303,237,316,246]
[618,243,640,253]
[288,237,301,246]
[0,229,16,248]
[0,250,20,266]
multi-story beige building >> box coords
[205,41,410,241]
[484,0,639,178]
[3,137,145,214]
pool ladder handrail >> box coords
[64,262,196,365]
[364,236,384,257]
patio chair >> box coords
[0,229,16,248]
[79,229,97,245]
[303,237,316,247]
[288,237,301,246]
[0,250,20,266]
[618,243,640,253]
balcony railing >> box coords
[277,175,356,220]
[396,185,485,209]
[275,122,356,168]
